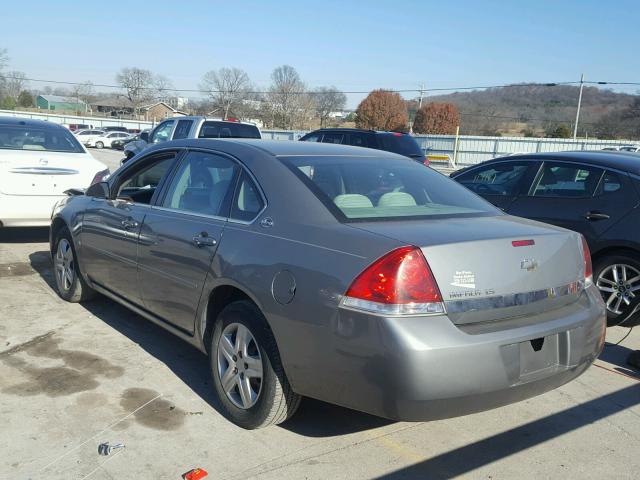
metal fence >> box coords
[2,109,637,167]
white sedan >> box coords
[85,131,133,149]
[0,117,109,227]
[75,129,106,144]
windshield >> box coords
[198,121,261,139]
[378,134,423,158]
[0,125,85,153]
[281,155,499,221]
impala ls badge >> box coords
[521,259,538,271]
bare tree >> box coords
[200,67,251,119]
[0,48,8,71]
[116,67,154,116]
[4,71,27,100]
[314,86,347,127]
[153,74,174,102]
[267,65,305,129]
[70,81,94,112]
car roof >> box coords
[465,150,640,176]
[169,116,258,126]
[143,138,410,159]
[306,128,410,135]
[0,116,67,130]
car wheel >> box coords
[594,253,640,327]
[210,300,301,429]
[95,141,104,149]
[53,227,97,303]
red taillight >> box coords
[422,157,430,166]
[90,169,110,186]
[226,117,239,122]
[512,239,535,247]
[342,246,444,315]
[581,235,593,285]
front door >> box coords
[81,152,178,304]
[137,150,240,332]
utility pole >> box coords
[418,83,425,109]
[573,73,584,140]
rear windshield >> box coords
[281,155,499,221]
[198,121,261,139]
[378,134,423,158]
[0,125,85,153]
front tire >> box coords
[210,300,301,429]
[594,253,640,327]
[53,227,97,303]
[95,141,104,149]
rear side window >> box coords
[173,119,193,140]
[531,162,603,198]
[281,155,499,221]
[377,134,423,158]
[198,122,261,139]
[0,125,84,153]
[230,172,264,221]
[346,134,368,147]
[300,133,321,142]
[456,162,531,196]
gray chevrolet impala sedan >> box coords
[50,139,606,429]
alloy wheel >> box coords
[596,263,640,315]
[217,322,263,409]
[55,238,75,292]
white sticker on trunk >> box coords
[451,270,476,289]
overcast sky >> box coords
[3,0,639,108]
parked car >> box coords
[63,123,93,132]
[0,117,108,227]
[111,134,138,150]
[618,145,640,153]
[300,128,428,165]
[451,151,640,327]
[100,126,129,133]
[50,139,605,429]
[75,129,106,144]
[123,117,261,160]
[85,131,133,149]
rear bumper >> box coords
[310,285,606,421]
[0,191,61,227]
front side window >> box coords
[115,155,176,204]
[162,151,238,217]
[531,162,603,198]
[149,120,175,144]
[0,125,84,153]
[598,171,622,194]
[321,133,344,144]
[281,156,499,221]
[300,133,321,142]
[230,172,264,221]
[456,162,531,196]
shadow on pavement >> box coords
[600,341,640,378]
[0,227,49,244]
[28,250,392,437]
[373,383,640,479]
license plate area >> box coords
[519,334,559,381]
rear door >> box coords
[137,149,240,332]
[454,160,540,211]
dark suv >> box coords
[300,128,427,165]
[451,151,640,327]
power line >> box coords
[0,74,592,95]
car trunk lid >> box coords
[0,150,97,196]
[349,215,586,324]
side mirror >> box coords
[86,181,110,199]
[140,132,149,143]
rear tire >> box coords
[53,227,97,303]
[95,141,104,149]
[593,252,640,327]
[209,300,301,429]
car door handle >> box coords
[192,233,217,247]
[121,219,139,229]
[584,211,610,221]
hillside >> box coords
[416,84,639,138]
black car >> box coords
[451,151,640,327]
[299,128,428,165]
[111,135,137,150]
